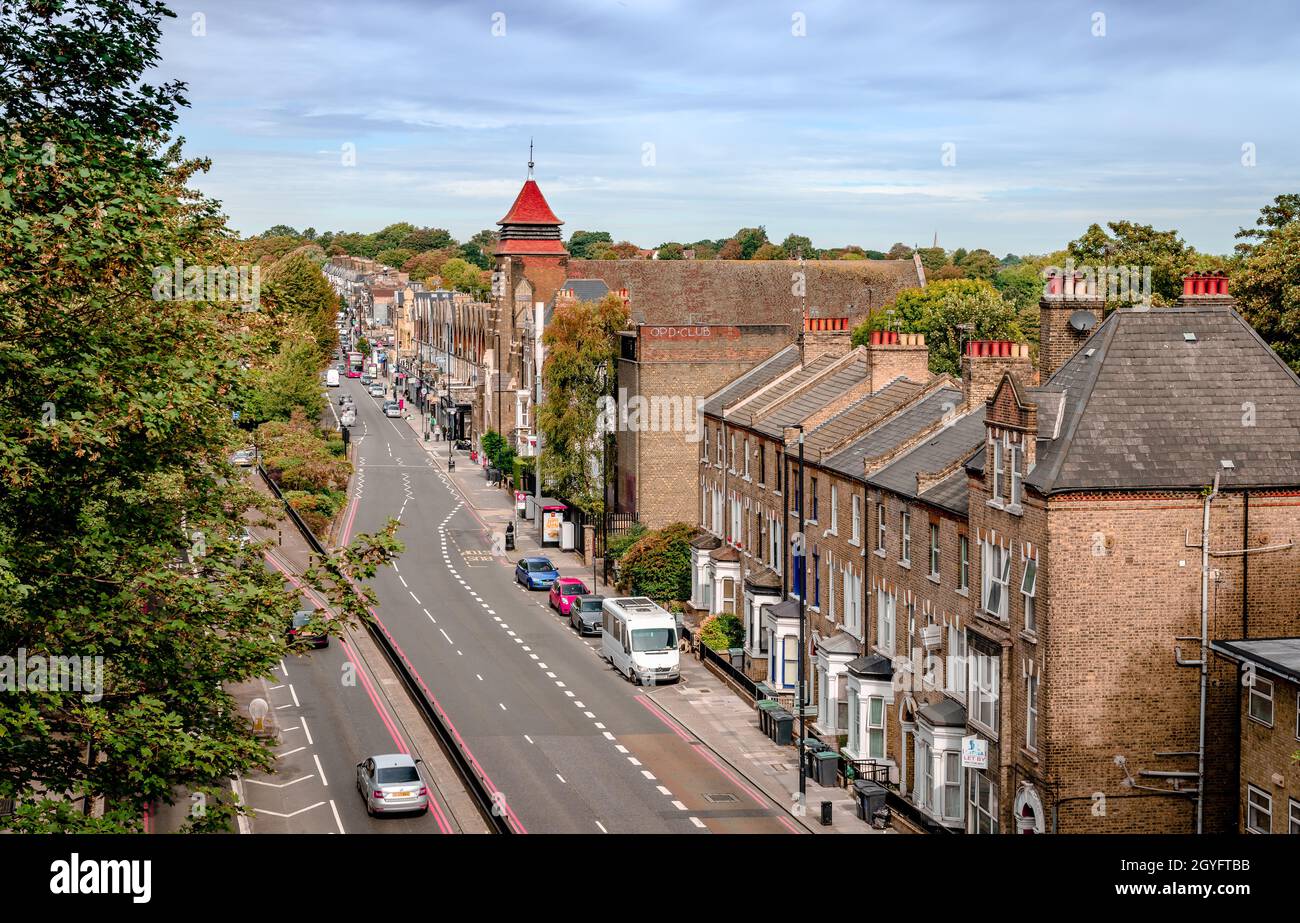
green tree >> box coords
[781,233,815,259]
[916,246,948,272]
[957,248,1000,281]
[457,242,490,269]
[376,247,415,270]
[619,522,697,601]
[439,257,489,298]
[887,242,914,260]
[1235,193,1300,254]
[732,226,769,259]
[851,279,1023,377]
[262,251,338,362]
[538,294,629,512]
[751,242,786,260]
[567,230,613,259]
[1066,220,1195,307]
[656,242,685,260]
[1232,220,1300,373]
[0,0,400,833]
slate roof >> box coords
[918,697,967,728]
[702,345,801,417]
[750,355,871,438]
[1026,305,1300,493]
[805,378,924,456]
[868,408,986,516]
[847,653,893,679]
[825,387,964,478]
[547,278,610,323]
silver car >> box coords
[356,753,428,816]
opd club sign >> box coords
[643,325,741,340]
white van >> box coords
[326,368,340,387]
[601,597,679,685]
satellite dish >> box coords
[1068,310,1097,333]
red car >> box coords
[548,577,590,616]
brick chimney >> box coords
[1038,269,1103,381]
[802,315,853,362]
[1175,270,1233,306]
[961,340,1032,408]
[866,330,931,391]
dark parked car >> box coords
[287,609,329,648]
[570,595,606,635]
[514,556,559,590]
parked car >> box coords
[570,594,606,635]
[286,609,329,649]
[356,754,428,816]
[549,577,590,616]
[515,556,559,590]
[230,448,255,467]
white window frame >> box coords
[970,648,999,735]
[992,435,1004,500]
[729,434,736,474]
[1026,670,1039,752]
[946,625,967,700]
[982,541,1011,620]
[959,534,969,591]
[929,523,940,577]
[1247,784,1272,834]
[968,770,998,835]
[743,438,750,479]
[876,588,895,655]
[900,509,911,564]
[828,485,838,534]
[1248,675,1275,728]
[1290,798,1300,835]
[1010,438,1023,506]
[866,694,886,760]
[782,634,798,690]
[876,502,887,552]
[851,495,862,545]
[1021,551,1038,634]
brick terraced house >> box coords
[695,273,1300,834]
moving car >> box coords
[326,368,340,387]
[286,609,329,649]
[368,383,386,398]
[338,394,354,407]
[601,597,680,685]
[382,400,402,418]
[230,448,256,467]
[340,409,356,427]
[360,374,372,387]
[356,754,429,816]
[570,594,606,635]
[548,577,589,616]
[515,556,559,590]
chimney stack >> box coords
[865,329,930,390]
[1038,268,1102,382]
[961,340,1032,408]
[802,315,853,362]
[1176,271,1232,306]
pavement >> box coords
[345,377,880,834]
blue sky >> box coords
[157,0,1300,254]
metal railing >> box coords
[258,464,512,833]
[698,642,759,700]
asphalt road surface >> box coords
[337,376,797,834]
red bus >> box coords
[347,351,363,378]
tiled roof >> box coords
[824,387,964,478]
[1028,305,1300,493]
[497,179,563,226]
[804,378,923,456]
[566,258,921,327]
[868,408,986,515]
[702,345,801,417]
[495,237,568,256]
[750,356,871,438]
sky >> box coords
[156,0,1300,255]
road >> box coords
[337,375,798,833]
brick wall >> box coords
[1236,672,1300,833]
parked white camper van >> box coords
[601,597,679,685]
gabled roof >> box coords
[1027,305,1300,493]
[497,179,563,226]
[824,386,964,479]
[749,355,871,438]
[702,345,802,417]
[868,407,986,515]
[804,378,924,457]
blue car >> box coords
[515,556,559,590]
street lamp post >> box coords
[494,332,502,446]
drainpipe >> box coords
[1195,472,1220,835]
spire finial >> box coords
[528,139,534,178]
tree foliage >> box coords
[619,522,697,601]
[1233,218,1300,373]
[852,279,1023,378]
[0,0,400,833]
[538,294,628,512]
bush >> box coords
[699,613,744,652]
[605,523,647,563]
[619,521,696,602]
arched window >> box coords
[1013,784,1045,834]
